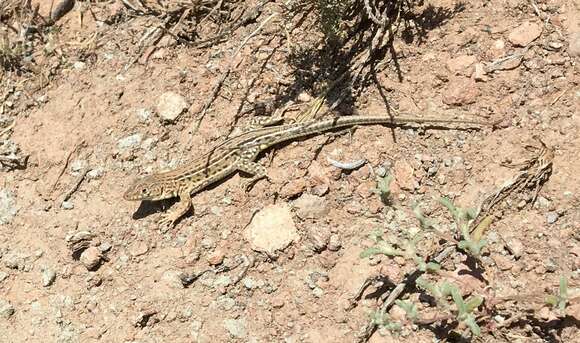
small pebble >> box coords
[546,211,559,224]
[117,134,142,150]
[200,238,215,249]
[41,268,56,287]
[327,234,342,251]
[544,258,558,272]
[73,61,86,70]
[87,167,104,179]
[129,241,149,257]
[309,228,330,252]
[506,237,524,258]
[136,108,152,122]
[99,242,112,253]
[312,287,324,298]
[80,247,103,271]
[157,92,188,122]
[243,278,255,290]
[207,249,225,265]
[0,272,8,283]
[0,300,15,318]
[61,201,74,210]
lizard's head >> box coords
[123,176,173,201]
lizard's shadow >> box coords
[131,198,179,220]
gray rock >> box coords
[328,234,342,251]
[41,268,57,287]
[312,287,324,298]
[71,60,86,70]
[0,299,15,318]
[223,318,247,338]
[99,242,112,253]
[156,92,188,122]
[244,204,298,255]
[61,201,74,210]
[544,258,558,272]
[243,278,255,289]
[117,134,142,149]
[87,167,104,179]
[136,108,152,122]
[546,211,559,224]
[200,237,215,249]
[0,189,17,224]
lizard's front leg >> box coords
[159,189,192,228]
[236,159,268,192]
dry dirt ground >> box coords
[1,0,579,342]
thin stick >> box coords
[61,168,89,202]
[0,121,15,137]
[50,140,85,193]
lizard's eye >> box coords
[142,189,148,194]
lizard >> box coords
[124,115,493,226]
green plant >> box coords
[416,278,483,336]
[360,230,441,273]
[374,172,393,205]
[438,197,487,256]
[545,276,569,315]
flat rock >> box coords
[508,22,542,47]
[245,204,298,255]
[156,92,188,122]
[293,193,329,219]
[446,55,477,75]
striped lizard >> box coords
[124,115,493,226]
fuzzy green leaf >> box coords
[395,300,418,320]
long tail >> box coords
[242,115,491,150]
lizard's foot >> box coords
[241,175,267,192]
[159,212,179,229]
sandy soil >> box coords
[0,0,578,342]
